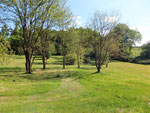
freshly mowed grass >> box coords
[0,56,150,113]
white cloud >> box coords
[76,16,81,19]
[132,26,150,46]
[72,16,82,26]
[72,16,81,20]
[75,20,82,25]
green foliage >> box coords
[8,25,24,55]
[111,24,142,60]
[0,24,9,38]
[132,43,150,64]
[0,24,13,65]
[84,57,91,64]
[132,58,150,65]
[0,37,13,65]
[87,10,120,72]
[131,47,142,58]
[66,54,76,65]
[141,42,150,59]
[1,0,72,73]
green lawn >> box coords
[0,55,150,113]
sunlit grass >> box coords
[0,55,149,113]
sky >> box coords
[67,0,150,46]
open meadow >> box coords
[0,0,150,113]
[0,56,149,113]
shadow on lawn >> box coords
[0,67,24,73]
[20,70,91,81]
[33,62,52,65]
[0,74,14,77]
[20,71,71,81]
[51,61,62,65]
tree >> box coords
[58,29,73,69]
[57,1,73,69]
[34,30,55,69]
[8,23,24,55]
[111,24,142,60]
[88,10,120,73]
[0,0,67,73]
[0,30,12,65]
[70,28,86,68]
[141,42,150,59]
[0,24,9,38]
[0,37,9,65]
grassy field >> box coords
[0,55,150,113]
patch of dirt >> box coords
[0,97,9,101]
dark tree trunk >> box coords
[77,55,80,68]
[106,63,108,68]
[42,55,46,70]
[78,62,80,68]
[25,53,32,74]
[63,55,66,69]
[97,66,101,73]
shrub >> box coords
[131,57,150,65]
[84,57,91,64]
[66,54,76,65]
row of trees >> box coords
[0,0,142,73]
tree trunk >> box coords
[25,54,32,74]
[42,55,46,70]
[63,55,66,69]
[97,67,101,73]
[77,55,80,68]
[106,63,108,68]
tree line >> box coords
[0,0,142,73]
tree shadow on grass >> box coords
[19,70,84,81]
[33,62,52,65]
[51,61,62,65]
[0,74,14,77]
[20,71,68,81]
[15,57,24,59]
[0,67,25,73]
[79,66,96,70]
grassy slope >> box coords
[0,55,150,113]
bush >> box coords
[140,42,150,59]
[137,59,150,64]
[84,57,91,64]
[66,54,76,65]
[131,57,150,65]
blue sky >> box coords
[67,0,150,45]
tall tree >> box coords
[88,10,120,73]
[57,1,73,69]
[112,24,142,60]
[70,28,86,68]
[0,0,66,73]
[34,30,55,69]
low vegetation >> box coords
[0,56,149,113]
